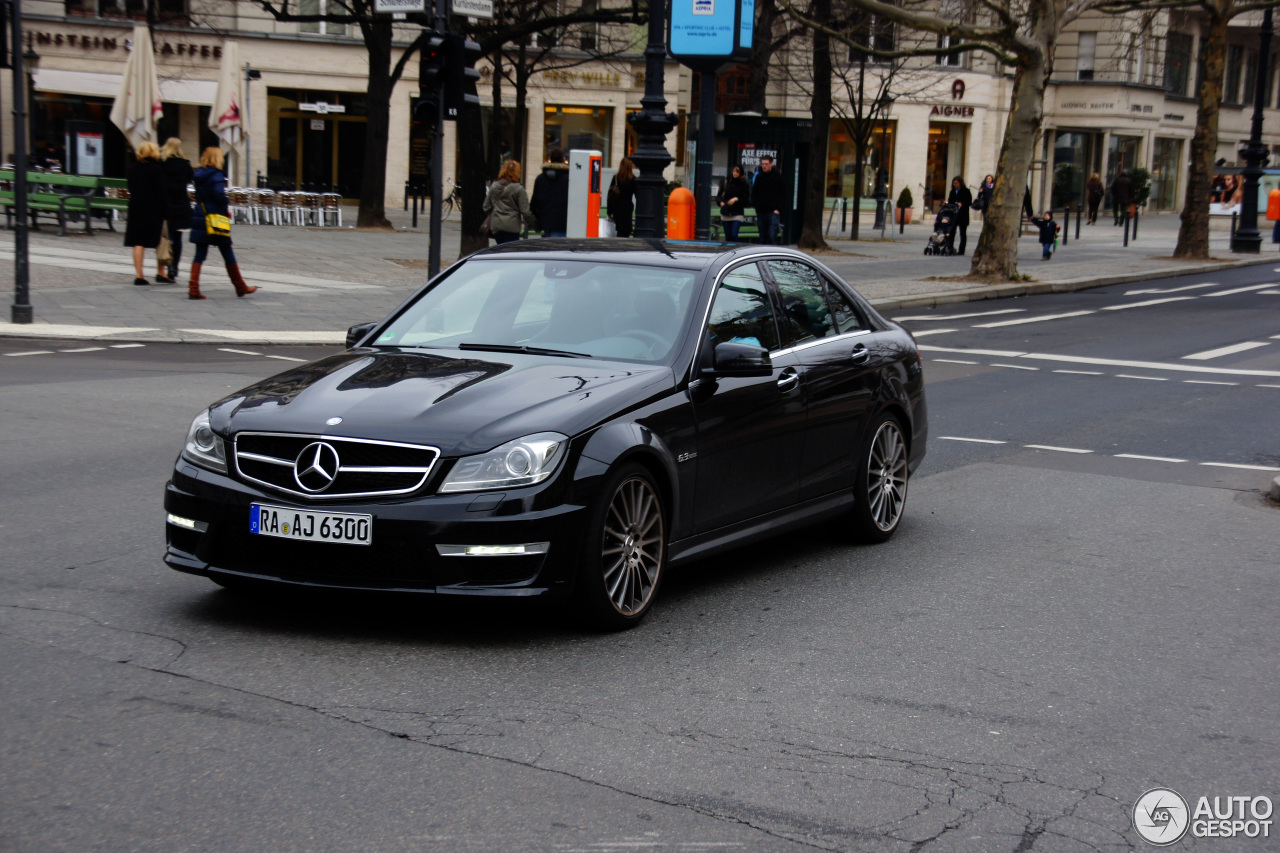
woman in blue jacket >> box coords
[187,147,257,300]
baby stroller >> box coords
[924,203,959,256]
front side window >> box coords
[707,263,780,352]
[375,259,696,363]
[768,260,834,345]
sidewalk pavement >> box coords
[1,207,1276,345]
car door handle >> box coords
[777,369,800,392]
[850,345,871,363]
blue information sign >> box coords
[669,0,754,71]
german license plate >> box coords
[250,504,372,546]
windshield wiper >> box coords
[458,342,591,359]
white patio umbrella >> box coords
[209,41,247,151]
[109,25,164,150]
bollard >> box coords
[1063,207,1069,246]
[1231,211,1238,237]
[1123,211,1130,246]
[899,206,905,235]
[1133,207,1139,240]
[841,198,848,233]
[1075,204,1081,241]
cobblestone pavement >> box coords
[1,206,1274,343]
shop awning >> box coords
[33,69,217,106]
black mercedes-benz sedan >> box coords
[165,240,927,628]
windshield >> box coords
[373,259,700,364]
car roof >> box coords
[471,238,801,270]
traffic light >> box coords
[416,33,447,122]
[443,34,481,121]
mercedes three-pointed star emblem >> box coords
[294,441,341,493]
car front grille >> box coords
[233,432,440,500]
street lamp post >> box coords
[628,0,677,239]
[1230,7,1273,253]
[10,0,33,324]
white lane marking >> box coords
[932,358,979,364]
[1272,334,1280,340]
[1054,369,1104,375]
[1116,454,1187,463]
[1101,296,1198,311]
[896,309,1025,321]
[265,354,307,362]
[1261,289,1280,295]
[940,436,1007,444]
[909,328,959,337]
[1205,283,1277,297]
[4,350,53,356]
[1115,374,1168,381]
[1258,384,1280,388]
[919,346,1280,378]
[1184,379,1238,386]
[974,310,1095,328]
[58,347,105,353]
[990,363,1039,370]
[1181,341,1270,360]
[109,343,146,348]
[218,347,263,356]
[919,346,1027,358]
[181,329,346,344]
[1200,462,1280,472]
[1025,445,1093,454]
[1125,282,1220,295]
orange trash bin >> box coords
[1266,188,1280,221]
[667,187,695,239]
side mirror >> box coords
[345,322,379,349]
[707,341,773,378]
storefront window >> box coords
[544,105,613,165]
[1052,131,1097,209]
[65,0,187,24]
[925,122,967,211]
[1106,135,1141,187]
[1151,138,1182,210]
[826,122,895,200]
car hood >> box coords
[209,349,673,457]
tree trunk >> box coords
[489,48,504,177]
[798,0,832,250]
[968,44,1047,279]
[356,20,393,229]
[458,77,490,257]
[748,0,779,113]
[1174,12,1227,259]
[851,137,865,240]
[515,47,530,166]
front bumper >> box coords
[163,459,589,597]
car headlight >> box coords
[439,432,567,493]
[180,410,227,474]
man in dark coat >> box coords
[947,176,973,255]
[1111,171,1133,225]
[530,148,570,237]
[750,155,786,244]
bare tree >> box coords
[788,0,1109,279]
[1097,0,1280,259]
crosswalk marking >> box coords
[1181,341,1270,361]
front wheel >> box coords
[574,464,667,630]
[848,414,909,542]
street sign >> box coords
[373,0,426,12]
[451,0,493,18]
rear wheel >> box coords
[575,464,666,629]
[848,414,909,542]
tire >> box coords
[574,463,667,630]
[848,413,909,543]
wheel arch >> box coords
[573,422,679,527]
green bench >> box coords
[1,171,130,236]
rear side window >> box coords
[707,263,780,352]
[825,277,867,333]
[767,260,834,345]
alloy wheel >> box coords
[601,476,664,616]
[866,420,908,532]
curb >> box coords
[0,254,1274,346]
[867,255,1277,311]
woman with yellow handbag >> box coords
[187,147,257,300]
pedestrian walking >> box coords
[607,158,637,238]
[123,141,169,287]
[187,147,257,300]
[1085,172,1104,225]
[750,155,786,245]
[1111,170,1133,225]
[1030,210,1060,260]
[972,174,994,219]
[158,137,194,283]
[482,159,533,245]
[530,148,570,238]
[717,165,751,242]
[947,176,973,255]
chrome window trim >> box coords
[233,432,441,501]
[773,328,873,359]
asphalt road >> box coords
[1,263,1277,852]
